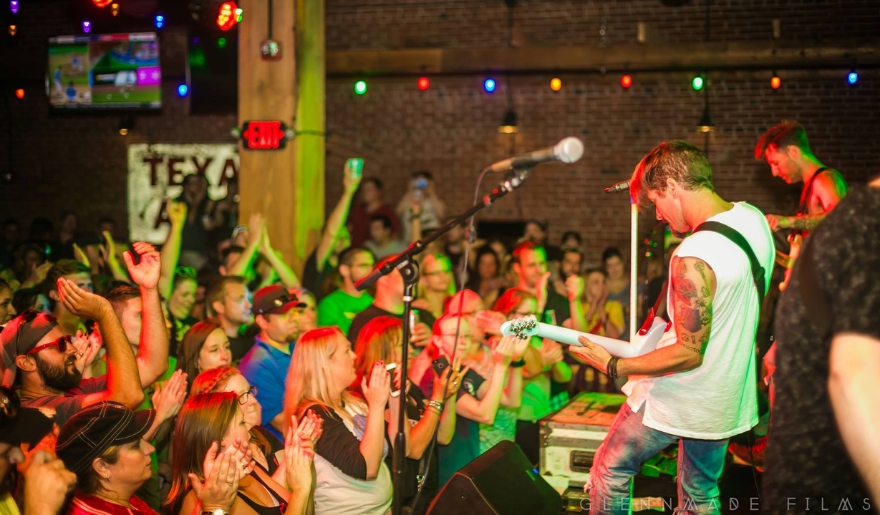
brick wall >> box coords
[1,0,878,267]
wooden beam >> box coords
[326,41,880,76]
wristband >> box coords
[510,359,526,368]
[427,399,443,413]
[606,357,620,380]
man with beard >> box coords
[238,285,306,439]
[1,243,166,426]
[317,247,375,335]
[206,276,257,363]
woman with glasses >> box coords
[493,289,571,465]
[177,319,232,380]
[190,367,286,474]
[352,317,464,514]
[167,392,320,515]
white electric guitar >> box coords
[500,315,671,358]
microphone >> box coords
[487,137,584,173]
[604,180,630,193]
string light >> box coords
[93,0,112,7]
[550,77,562,91]
[483,78,496,93]
[111,3,119,16]
[847,70,858,85]
[15,89,24,99]
[154,15,165,29]
[417,77,430,91]
[217,37,227,48]
[177,84,189,97]
[620,74,633,89]
[8,24,15,36]
[217,1,237,31]
[10,0,18,14]
[770,72,781,90]
[354,80,367,95]
[692,75,704,91]
[82,20,91,33]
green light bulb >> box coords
[692,76,704,91]
[354,80,367,95]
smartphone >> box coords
[386,363,400,397]
[346,158,364,178]
[432,356,450,377]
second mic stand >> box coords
[354,168,533,515]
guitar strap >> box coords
[692,221,767,309]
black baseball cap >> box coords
[0,311,59,387]
[252,285,305,316]
[56,402,155,473]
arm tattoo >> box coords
[673,259,713,354]
[791,214,824,231]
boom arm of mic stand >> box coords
[354,168,532,292]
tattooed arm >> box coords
[571,255,717,375]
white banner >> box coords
[127,143,239,244]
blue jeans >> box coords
[587,403,728,515]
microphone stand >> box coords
[355,168,533,515]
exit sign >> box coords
[241,120,288,150]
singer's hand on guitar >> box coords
[570,335,613,375]
[765,214,793,232]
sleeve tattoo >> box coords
[672,258,714,355]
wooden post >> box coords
[294,0,325,265]
[238,0,323,271]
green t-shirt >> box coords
[317,289,374,335]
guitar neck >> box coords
[534,322,655,359]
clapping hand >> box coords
[58,278,110,320]
[434,354,468,401]
[491,335,517,368]
[190,442,241,513]
[362,361,391,411]
[151,370,188,423]
[72,329,102,374]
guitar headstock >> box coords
[500,315,539,340]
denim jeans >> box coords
[587,403,729,515]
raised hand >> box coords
[474,310,506,336]
[361,361,391,411]
[541,339,564,367]
[220,437,255,475]
[284,434,315,495]
[23,451,77,515]
[765,214,792,232]
[190,442,239,513]
[152,370,188,423]
[297,409,323,451]
[58,278,111,320]
[411,322,432,348]
[123,242,161,290]
[565,274,584,302]
[166,200,188,228]
[343,160,363,194]
[434,354,467,401]
[100,231,118,265]
[72,243,91,269]
[247,212,265,246]
[259,224,273,256]
[72,329,102,373]
[22,261,52,289]
[491,335,516,368]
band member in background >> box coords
[570,141,774,515]
[755,120,847,290]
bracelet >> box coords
[606,357,620,380]
[426,399,443,414]
[510,359,526,368]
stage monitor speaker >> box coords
[427,440,561,515]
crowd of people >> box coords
[1,120,876,515]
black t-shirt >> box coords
[169,314,199,358]
[383,386,439,512]
[229,324,259,363]
[347,305,436,346]
[302,251,337,302]
[763,186,879,514]
[543,286,571,326]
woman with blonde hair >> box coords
[283,327,396,514]
[353,317,464,514]
[176,319,232,379]
[166,392,318,515]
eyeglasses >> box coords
[238,385,257,405]
[175,267,197,279]
[26,334,74,355]
[440,333,471,340]
[0,386,20,422]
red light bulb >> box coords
[621,74,633,89]
[417,77,430,91]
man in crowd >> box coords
[238,285,305,439]
[302,164,362,302]
[762,173,880,513]
[365,215,407,260]
[521,219,561,262]
[43,259,93,335]
[348,177,400,247]
[512,242,571,327]
[396,171,446,242]
[570,141,774,515]
[347,256,433,349]
[206,275,257,363]
[2,243,169,427]
[316,247,375,335]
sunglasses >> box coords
[27,334,74,355]
[175,266,197,279]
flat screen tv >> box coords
[48,32,161,110]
